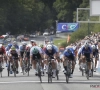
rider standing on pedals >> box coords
[8,46,20,74]
[44,44,58,78]
[30,40,44,75]
[81,42,93,77]
[62,46,75,78]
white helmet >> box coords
[84,42,89,47]
[22,42,27,46]
[92,45,96,49]
[0,44,2,48]
[47,44,52,50]
[13,41,17,45]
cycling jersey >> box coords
[52,45,59,52]
[81,46,92,55]
[0,46,6,55]
[44,47,57,56]
[63,48,75,56]
[19,45,26,52]
[63,48,75,60]
[30,46,42,55]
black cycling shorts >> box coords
[84,53,91,62]
[20,51,24,58]
[11,53,18,60]
[66,54,75,61]
[32,52,41,60]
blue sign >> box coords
[57,23,79,32]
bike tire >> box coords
[22,60,25,75]
[66,73,69,83]
[91,62,94,77]
[48,64,52,83]
[82,69,84,76]
[8,61,10,77]
[27,60,30,76]
[56,70,59,80]
[66,66,70,83]
[86,70,89,80]
[13,61,16,77]
[0,63,2,77]
[38,66,42,83]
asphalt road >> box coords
[0,61,100,90]
[1,35,100,90]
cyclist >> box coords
[92,45,99,72]
[49,41,61,70]
[12,41,19,49]
[62,46,75,78]
[19,41,27,73]
[0,44,6,68]
[30,42,44,75]
[81,43,93,76]
[8,46,19,74]
[25,44,32,70]
[44,44,58,78]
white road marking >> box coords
[0,80,100,84]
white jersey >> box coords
[30,46,42,56]
[19,45,26,52]
[8,49,20,56]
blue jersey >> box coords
[14,45,19,49]
[63,48,75,57]
[6,44,12,51]
[81,46,92,55]
[44,47,57,56]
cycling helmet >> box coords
[47,44,52,50]
[84,42,89,48]
[32,48,39,54]
[40,44,44,48]
[11,46,16,50]
[92,45,96,49]
[13,41,17,45]
[30,40,36,43]
[8,44,12,48]
[0,44,2,48]
[22,41,27,46]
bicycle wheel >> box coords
[13,61,16,77]
[22,60,25,75]
[27,60,30,76]
[0,63,2,77]
[38,65,42,83]
[56,70,59,80]
[85,63,89,80]
[65,66,69,83]
[8,61,10,77]
[48,64,52,83]
[91,61,94,77]
[82,69,84,76]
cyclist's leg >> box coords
[8,55,13,74]
[19,51,24,72]
[85,54,92,76]
[94,54,99,71]
[31,54,37,75]
[40,53,44,74]
[51,54,57,78]
[62,56,68,73]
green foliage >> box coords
[0,0,99,36]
